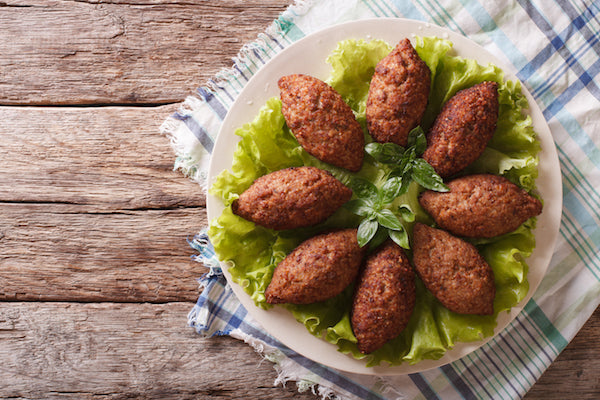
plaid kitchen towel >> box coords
[161,0,600,399]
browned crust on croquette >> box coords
[231,166,352,231]
[419,174,543,238]
[365,38,431,147]
[278,74,364,172]
[423,81,499,178]
[412,223,495,315]
[265,229,365,304]
[351,240,416,354]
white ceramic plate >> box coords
[206,18,562,375]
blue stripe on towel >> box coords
[173,113,214,153]
[197,87,229,120]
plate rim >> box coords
[206,17,563,375]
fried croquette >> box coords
[265,229,365,304]
[278,74,364,172]
[232,166,352,230]
[412,223,495,315]
[351,240,416,354]
[422,81,499,178]
[419,173,543,238]
[365,38,431,147]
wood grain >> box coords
[0,203,205,302]
[0,0,289,105]
[0,106,206,302]
[0,302,317,399]
[0,105,204,210]
[0,0,598,398]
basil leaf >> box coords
[380,176,403,203]
[365,142,405,164]
[398,171,413,195]
[405,147,417,163]
[398,205,416,222]
[369,226,390,251]
[357,218,379,248]
[376,209,404,230]
[407,126,427,155]
[412,158,450,192]
[344,199,375,218]
[388,167,413,196]
[389,227,410,249]
[348,176,380,204]
[399,154,413,175]
[389,152,412,178]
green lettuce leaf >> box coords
[326,38,392,122]
[208,37,540,365]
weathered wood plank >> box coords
[0,302,597,399]
[0,203,206,302]
[0,105,208,302]
[0,302,317,399]
[0,0,291,105]
[0,105,204,210]
[1,1,599,397]
[0,105,209,302]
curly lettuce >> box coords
[208,36,540,366]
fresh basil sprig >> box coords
[365,126,449,193]
[344,177,413,248]
[347,126,448,248]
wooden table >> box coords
[1,1,598,398]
